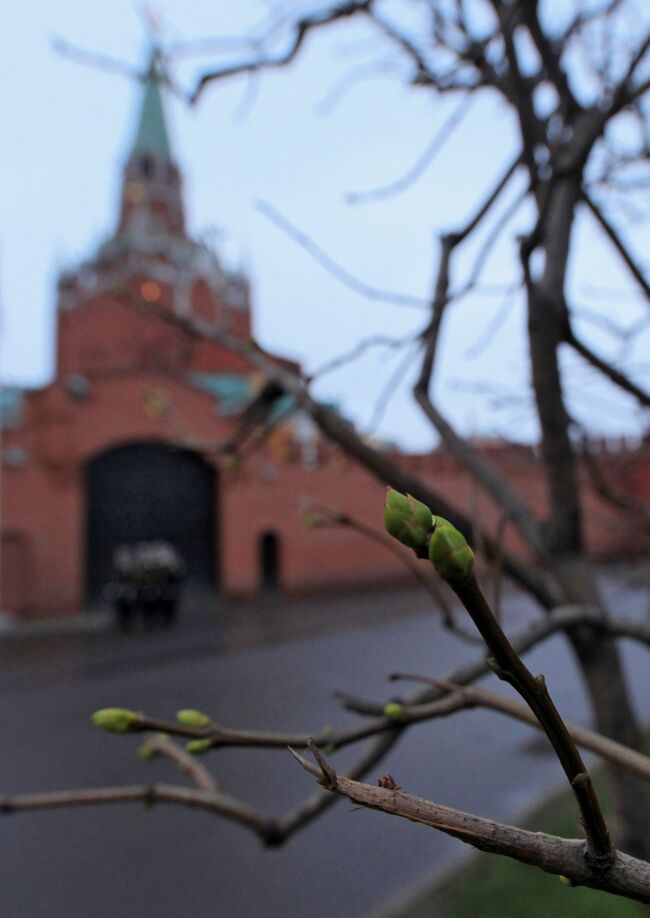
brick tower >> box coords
[0,58,405,619]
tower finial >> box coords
[131,49,171,161]
[141,2,164,45]
[117,41,185,238]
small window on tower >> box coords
[140,281,161,303]
[139,155,154,178]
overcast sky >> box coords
[1,1,648,450]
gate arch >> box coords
[85,441,217,602]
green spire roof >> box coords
[132,59,171,160]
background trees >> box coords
[179,0,650,856]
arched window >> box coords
[258,531,281,592]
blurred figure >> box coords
[107,541,186,631]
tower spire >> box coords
[117,50,185,238]
[132,53,171,161]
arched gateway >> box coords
[85,441,217,603]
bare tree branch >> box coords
[565,324,650,407]
[582,190,650,302]
[300,498,486,641]
[53,37,142,81]
[190,2,376,104]
[257,200,429,308]
[389,675,650,785]
[412,155,545,558]
[140,734,219,792]
[0,783,272,838]
[346,93,474,204]
[579,440,650,527]
[291,749,650,904]
[450,570,613,862]
[124,290,556,609]
[309,333,416,380]
[464,284,519,359]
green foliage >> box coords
[436,854,640,918]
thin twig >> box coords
[122,289,556,609]
[0,784,270,836]
[309,334,416,380]
[389,675,650,784]
[301,498,453,623]
[141,734,219,792]
[190,2,375,103]
[346,94,474,204]
[582,191,650,303]
[256,200,428,308]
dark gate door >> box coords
[258,531,281,591]
[85,441,217,602]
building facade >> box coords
[1,63,647,620]
[0,62,411,619]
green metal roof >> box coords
[0,387,25,429]
[189,373,252,416]
[133,60,171,160]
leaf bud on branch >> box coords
[383,488,433,552]
[91,708,141,734]
[176,710,213,729]
[185,739,214,756]
[428,516,475,582]
[383,488,474,581]
[383,702,406,722]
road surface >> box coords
[0,571,648,917]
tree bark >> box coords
[527,175,650,858]
[556,557,650,859]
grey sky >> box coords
[1,1,648,450]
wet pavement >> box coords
[0,571,649,918]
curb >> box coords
[0,612,111,641]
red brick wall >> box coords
[2,406,649,619]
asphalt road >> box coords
[0,572,648,918]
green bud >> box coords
[176,709,212,729]
[383,702,406,722]
[428,517,474,581]
[91,708,140,734]
[384,488,433,551]
[138,743,155,761]
[303,511,322,530]
[222,455,239,472]
[185,738,214,756]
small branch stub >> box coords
[307,739,338,790]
